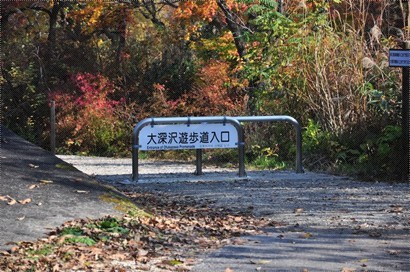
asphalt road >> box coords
[2,126,410,271]
[61,155,410,272]
[0,126,122,251]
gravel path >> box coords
[58,155,410,271]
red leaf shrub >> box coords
[49,73,129,156]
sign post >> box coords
[389,43,410,181]
[50,100,56,155]
[402,42,410,182]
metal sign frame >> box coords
[234,115,304,174]
[138,122,238,150]
[131,115,304,183]
[132,116,245,182]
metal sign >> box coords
[389,49,410,67]
[139,123,238,150]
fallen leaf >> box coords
[39,179,53,184]
[18,198,32,205]
[57,235,74,244]
[28,184,38,189]
[16,216,25,221]
[358,258,368,263]
[7,198,17,205]
[299,232,313,239]
[137,249,149,257]
[369,231,382,238]
[387,249,400,255]
[268,221,287,227]
[75,190,90,194]
[52,264,60,272]
[388,205,405,213]
[161,259,184,266]
[183,258,196,265]
[0,196,8,201]
[10,246,19,253]
[341,268,355,272]
[225,268,234,272]
[250,260,271,265]
[108,253,129,261]
[28,164,39,168]
[55,163,77,170]
[0,251,10,256]
[294,208,304,214]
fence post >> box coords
[195,149,203,175]
[402,41,410,181]
[50,100,56,155]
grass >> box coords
[63,236,96,246]
[99,193,151,217]
[251,156,287,170]
[55,162,77,171]
[27,245,54,258]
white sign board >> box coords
[139,123,238,150]
[389,49,410,67]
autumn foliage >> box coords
[1,0,408,179]
[49,73,128,156]
[148,60,246,117]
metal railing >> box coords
[132,116,245,182]
[131,115,304,183]
[234,116,304,174]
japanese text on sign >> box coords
[139,123,238,150]
[389,49,410,67]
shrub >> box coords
[50,73,130,156]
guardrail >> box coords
[234,116,304,174]
[131,115,304,183]
[132,116,245,182]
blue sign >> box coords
[389,49,410,67]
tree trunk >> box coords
[216,0,259,114]
[216,0,246,59]
[47,1,62,60]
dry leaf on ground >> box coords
[0,191,270,272]
[39,180,53,184]
[75,190,90,194]
[18,198,32,205]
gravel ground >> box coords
[58,155,410,271]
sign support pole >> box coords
[50,100,56,155]
[403,41,410,181]
[195,149,203,175]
